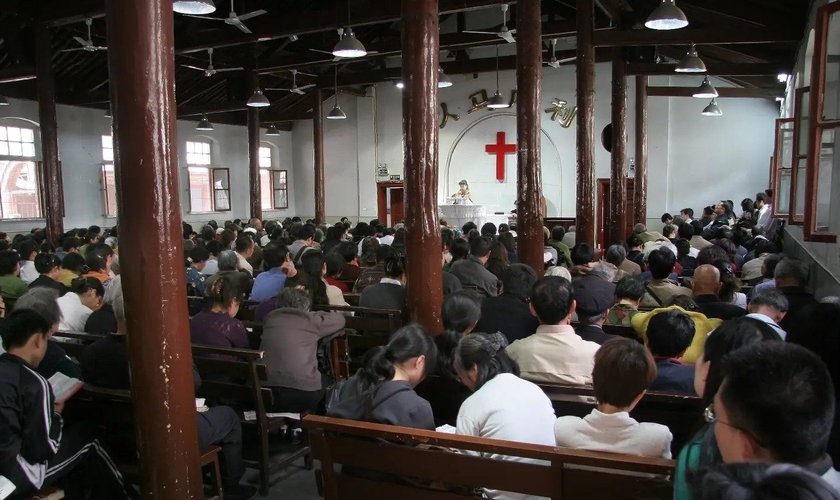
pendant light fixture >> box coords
[0,95,8,106]
[693,76,718,98]
[487,46,509,109]
[676,44,706,73]
[645,0,689,30]
[327,66,347,120]
[173,0,216,15]
[196,114,214,131]
[438,68,453,88]
[332,1,367,58]
[265,123,281,136]
[247,89,271,108]
[701,99,723,117]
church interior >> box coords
[0,0,839,499]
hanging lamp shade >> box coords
[332,30,367,58]
[487,91,509,109]
[701,99,723,117]
[645,0,689,30]
[247,89,271,108]
[438,68,453,88]
[676,44,706,73]
[265,123,281,136]
[327,104,347,120]
[173,0,216,15]
[693,77,718,98]
[0,95,8,106]
[196,115,214,130]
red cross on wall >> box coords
[485,131,517,181]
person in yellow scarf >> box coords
[630,305,722,364]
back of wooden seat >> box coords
[303,415,674,500]
[313,304,403,335]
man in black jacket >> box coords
[0,309,130,500]
[474,264,539,343]
[691,265,747,320]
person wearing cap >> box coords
[506,276,600,385]
[633,223,664,245]
[572,276,619,345]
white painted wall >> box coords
[0,97,294,234]
[290,63,779,230]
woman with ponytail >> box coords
[189,274,250,358]
[358,254,407,314]
[453,334,556,500]
[327,324,437,430]
[434,290,507,379]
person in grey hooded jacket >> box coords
[327,324,437,430]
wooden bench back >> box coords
[191,344,274,409]
[313,304,403,335]
[303,415,675,500]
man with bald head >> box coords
[691,264,746,320]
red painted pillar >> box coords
[402,0,443,332]
[576,0,596,246]
[35,23,64,244]
[314,89,326,224]
[516,0,544,274]
[609,49,628,244]
[105,0,203,497]
[248,70,262,221]
[634,75,648,225]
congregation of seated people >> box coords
[4,188,840,498]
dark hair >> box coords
[61,252,87,274]
[754,239,778,257]
[480,222,497,236]
[204,239,221,257]
[710,258,741,302]
[462,221,478,235]
[262,242,289,270]
[661,213,673,223]
[19,240,37,260]
[501,263,538,301]
[675,239,692,260]
[470,236,493,258]
[700,317,782,407]
[626,234,643,248]
[696,463,840,500]
[295,225,314,242]
[530,276,573,324]
[441,228,454,250]
[720,342,834,464]
[40,242,55,254]
[755,192,768,203]
[677,222,694,240]
[571,243,594,265]
[325,252,346,278]
[681,208,695,218]
[70,276,105,298]
[696,245,728,266]
[648,247,676,279]
[751,288,789,312]
[498,232,516,254]
[453,332,518,391]
[384,255,406,279]
[593,338,656,407]
[450,238,470,262]
[0,250,19,275]
[0,309,52,350]
[234,235,254,254]
[358,324,437,389]
[206,274,241,309]
[442,290,481,333]
[646,310,695,358]
[34,253,61,275]
[615,276,645,301]
[299,250,329,306]
[85,248,110,273]
[337,241,358,264]
[551,226,566,242]
[187,246,210,267]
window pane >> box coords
[20,128,34,143]
[188,167,212,212]
[780,125,794,169]
[202,143,210,154]
[102,148,114,162]
[260,170,272,210]
[0,143,7,156]
[795,164,808,217]
[816,129,835,231]
[0,127,6,141]
[778,170,791,214]
[22,143,35,158]
[822,10,839,120]
[799,91,810,156]
[273,171,287,189]
[7,127,20,142]
[274,190,288,209]
[187,142,195,153]
[0,161,42,219]
[9,142,22,157]
[103,164,117,217]
[212,169,229,189]
[102,135,113,149]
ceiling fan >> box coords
[181,0,267,34]
[266,70,316,95]
[545,39,574,68]
[463,4,516,44]
[60,18,107,53]
[182,48,244,77]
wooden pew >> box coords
[537,383,703,456]
[192,344,312,496]
[303,414,675,500]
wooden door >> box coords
[377,182,403,224]
[390,188,405,226]
[597,178,635,249]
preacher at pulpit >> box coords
[450,179,473,204]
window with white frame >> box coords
[101,135,117,216]
[0,125,41,219]
[186,140,230,212]
[259,145,289,210]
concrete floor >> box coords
[243,458,321,500]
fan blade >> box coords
[297,84,316,91]
[502,31,516,43]
[557,56,575,64]
[94,46,108,51]
[297,71,317,77]
[236,9,266,21]
[232,20,252,34]
[59,48,86,53]
[214,67,244,72]
[309,48,334,55]
[183,65,207,71]
[292,89,306,95]
[183,14,225,20]
[73,36,89,46]
[463,30,496,35]
[264,88,289,91]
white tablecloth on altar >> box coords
[439,204,487,230]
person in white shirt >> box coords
[454,333,556,500]
[234,235,255,276]
[554,338,672,459]
[506,276,600,385]
[746,288,788,340]
[755,192,773,230]
[57,277,104,332]
[17,240,39,284]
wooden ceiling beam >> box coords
[176,0,511,54]
[678,0,796,30]
[593,27,801,47]
[626,62,790,76]
[647,86,782,98]
[177,100,248,118]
